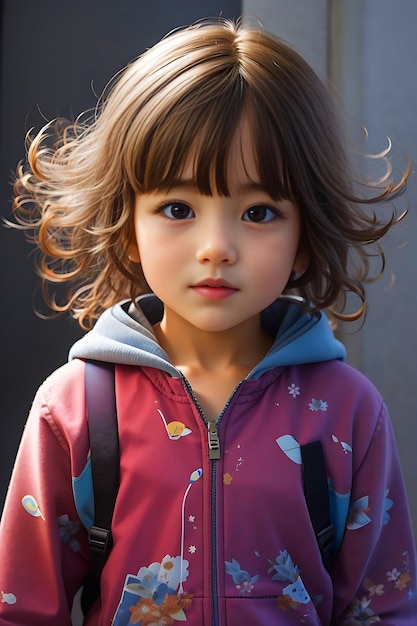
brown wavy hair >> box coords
[11,17,409,329]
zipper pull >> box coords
[208,421,221,460]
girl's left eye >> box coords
[242,205,278,223]
[161,202,194,220]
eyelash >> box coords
[159,202,281,223]
[160,202,194,220]
[242,205,280,223]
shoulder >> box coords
[35,359,87,451]
[40,358,86,409]
[310,359,386,430]
[285,359,387,454]
[302,358,383,405]
[302,359,390,464]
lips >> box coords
[192,278,236,289]
[190,278,238,300]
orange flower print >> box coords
[144,613,174,626]
[387,553,412,593]
[129,596,175,625]
[223,473,233,485]
[178,593,193,610]
[129,598,158,624]
[162,560,174,572]
[276,594,294,611]
[162,593,181,615]
[113,555,193,624]
[396,572,411,591]
[129,592,195,625]
[363,577,384,597]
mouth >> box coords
[192,278,236,289]
[190,278,238,300]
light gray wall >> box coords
[243,0,417,534]
[328,0,417,537]
[359,0,417,534]
[242,0,328,77]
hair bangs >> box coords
[125,82,294,200]
[113,20,298,200]
[97,27,240,197]
[243,95,295,202]
[124,74,245,196]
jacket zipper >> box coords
[180,374,243,626]
[208,421,221,460]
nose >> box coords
[195,217,237,265]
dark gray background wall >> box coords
[0,0,241,508]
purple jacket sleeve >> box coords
[332,402,417,624]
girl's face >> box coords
[130,123,306,337]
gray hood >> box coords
[69,294,345,379]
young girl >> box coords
[0,17,415,626]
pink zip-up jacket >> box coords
[0,295,415,625]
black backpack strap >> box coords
[81,361,119,616]
[300,441,335,570]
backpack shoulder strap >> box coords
[300,440,335,570]
[81,360,120,616]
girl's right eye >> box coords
[160,202,194,220]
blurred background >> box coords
[1,1,416,615]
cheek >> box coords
[254,240,300,288]
[136,234,175,285]
[260,235,300,268]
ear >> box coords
[128,241,140,263]
[292,245,310,275]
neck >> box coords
[153,309,273,422]
[153,312,273,374]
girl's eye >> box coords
[161,202,194,220]
[242,205,278,223]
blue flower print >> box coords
[309,398,328,412]
[58,514,80,552]
[382,489,394,526]
[270,551,312,613]
[1,592,17,605]
[225,559,259,594]
[127,568,173,604]
[287,383,300,398]
[268,550,300,582]
[347,496,372,530]
[343,596,381,625]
